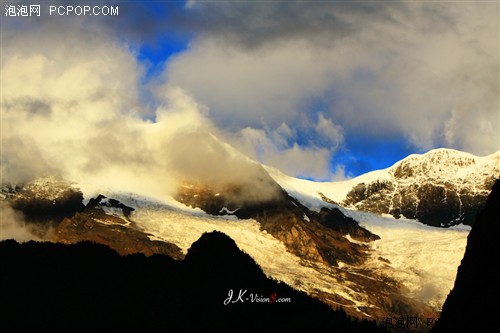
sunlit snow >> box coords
[100,190,469,313]
[345,210,469,308]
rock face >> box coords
[1,178,184,259]
[54,196,184,259]
[431,179,500,332]
[341,149,499,227]
[0,232,388,333]
[1,176,85,224]
[176,182,378,267]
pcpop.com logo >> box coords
[5,5,40,17]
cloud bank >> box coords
[0,203,42,242]
[1,1,498,183]
[1,24,280,203]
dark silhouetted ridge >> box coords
[0,231,388,332]
[431,179,500,333]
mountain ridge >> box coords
[0,232,388,332]
[268,148,499,227]
[1,146,495,330]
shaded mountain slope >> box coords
[1,176,85,225]
[431,179,500,332]
[177,183,379,267]
[54,195,185,259]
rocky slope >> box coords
[1,176,85,225]
[54,195,184,259]
[1,179,184,259]
[176,181,379,266]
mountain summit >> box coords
[269,148,499,227]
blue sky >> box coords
[2,0,499,181]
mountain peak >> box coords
[391,148,477,180]
[345,148,499,226]
[269,147,499,227]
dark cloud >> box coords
[4,97,52,117]
[2,0,498,181]
[163,1,499,165]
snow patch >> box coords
[219,207,240,214]
[347,209,470,308]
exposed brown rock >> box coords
[176,181,378,267]
[54,207,184,260]
[2,177,85,224]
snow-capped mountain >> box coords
[267,148,499,227]
[1,144,497,330]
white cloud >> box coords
[226,123,343,180]
[1,26,281,203]
[315,113,344,149]
[264,143,332,180]
[165,38,333,128]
